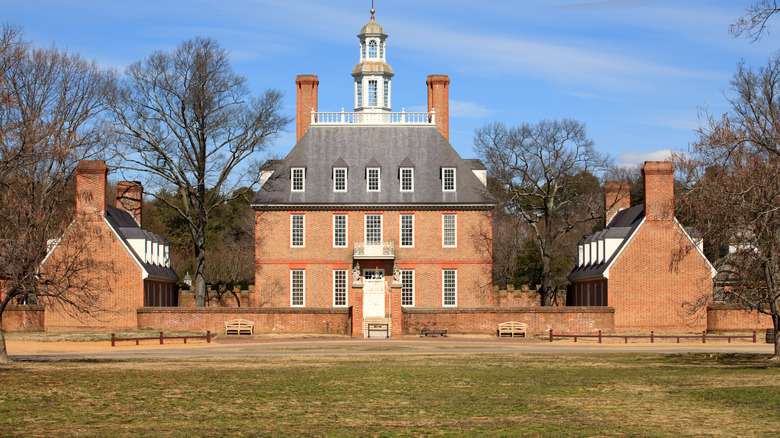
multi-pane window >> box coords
[401,270,414,306]
[442,167,456,191]
[442,213,457,247]
[333,270,347,307]
[333,167,347,192]
[356,82,362,107]
[292,168,305,192]
[443,269,457,306]
[291,269,305,306]
[367,167,380,192]
[291,214,305,247]
[369,40,377,58]
[368,80,377,107]
[333,214,347,248]
[380,42,385,59]
[361,42,366,60]
[400,168,413,192]
[365,214,382,245]
[383,79,389,107]
[400,214,414,247]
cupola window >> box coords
[368,80,378,106]
[369,40,377,58]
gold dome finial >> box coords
[371,8,375,18]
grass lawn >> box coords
[0,352,778,437]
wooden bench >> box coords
[497,321,527,338]
[224,318,254,336]
[420,329,447,337]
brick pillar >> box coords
[116,181,143,225]
[604,181,630,226]
[427,75,450,141]
[390,282,403,337]
[642,161,674,221]
[75,160,108,220]
[351,283,364,338]
[296,74,319,142]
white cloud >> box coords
[449,100,495,119]
[617,149,675,166]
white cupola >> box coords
[352,8,394,112]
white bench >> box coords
[224,318,254,336]
[497,321,527,338]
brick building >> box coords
[252,10,495,337]
[567,161,716,332]
[41,160,177,330]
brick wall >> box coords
[706,304,773,331]
[403,307,615,335]
[426,75,450,141]
[1,305,45,331]
[296,75,319,141]
[137,307,351,334]
[492,285,542,307]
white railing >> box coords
[353,241,395,258]
[312,109,435,126]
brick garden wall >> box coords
[1,305,45,331]
[137,307,351,334]
[403,307,615,335]
[706,304,774,331]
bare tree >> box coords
[0,25,112,361]
[731,1,780,41]
[474,120,610,306]
[107,37,291,307]
[678,55,780,360]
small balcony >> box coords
[353,241,395,259]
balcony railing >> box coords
[353,241,395,259]
[312,109,435,126]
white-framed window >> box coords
[333,214,347,248]
[383,79,389,107]
[380,42,385,59]
[442,167,456,191]
[400,214,414,247]
[291,269,305,307]
[291,167,305,192]
[443,269,457,306]
[365,214,382,245]
[401,269,414,307]
[442,213,457,247]
[367,167,380,192]
[291,214,305,247]
[356,81,362,107]
[333,167,347,192]
[361,42,366,60]
[369,40,377,58]
[333,269,348,307]
[368,80,377,107]
[400,167,413,192]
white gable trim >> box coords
[603,217,646,280]
[103,217,149,279]
[674,217,718,278]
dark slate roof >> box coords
[105,205,178,282]
[568,204,644,281]
[252,125,496,208]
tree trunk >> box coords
[540,252,553,306]
[772,311,779,361]
[193,232,207,307]
[0,327,9,363]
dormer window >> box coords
[400,167,414,192]
[369,40,377,58]
[442,167,456,191]
[333,167,347,192]
[367,167,381,192]
[291,167,305,192]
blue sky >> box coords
[4,0,777,166]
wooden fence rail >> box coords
[548,330,757,344]
[111,331,211,347]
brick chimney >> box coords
[642,161,675,221]
[604,181,630,226]
[296,74,319,142]
[427,75,450,141]
[75,160,108,220]
[116,181,143,225]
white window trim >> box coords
[291,269,305,307]
[364,213,383,245]
[401,269,415,307]
[333,214,348,248]
[333,167,347,192]
[442,167,456,192]
[400,167,414,192]
[333,269,348,307]
[367,167,381,192]
[291,167,305,192]
[442,213,457,248]
[443,269,457,307]
[399,213,414,248]
[291,214,305,248]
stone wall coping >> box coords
[402,306,615,314]
[137,307,349,315]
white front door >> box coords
[363,269,385,318]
